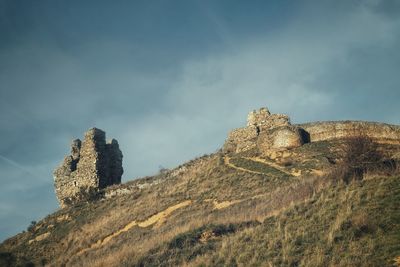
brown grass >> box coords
[394,256,400,267]
[75,200,192,258]
[3,142,400,267]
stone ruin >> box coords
[223,107,400,154]
[53,128,123,208]
[223,107,308,153]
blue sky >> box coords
[1,0,400,241]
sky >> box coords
[1,0,400,241]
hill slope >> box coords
[1,139,400,267]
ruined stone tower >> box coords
[53,128,123,207]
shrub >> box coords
[63,186,103,206]
[27,221,37,232]
[350,212,375,238]
[331,135,393,183]
[158,165,169,174]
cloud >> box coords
[166,0,400,123]
[109,0,400,178]
[1,0,400,241]
[0,160,58,241]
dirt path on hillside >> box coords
[213,199,243,210]
[72,156,310,260]
[75,200,192,257]
[223,156,265,175]
[244,157,300,176]
[224,156,298,177]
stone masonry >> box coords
[53,128,123,208]
[223,107,400,155]
[299,121,400,145]
[223,107,306,153]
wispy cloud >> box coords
[0,154,43,180]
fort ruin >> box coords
[223,107,400,154]
[53,128,123,208]
[53,109,400,207]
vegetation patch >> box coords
[192,176,400,267]
[2,139,400,267]
[132,221,260,267]
[229,157,290,179]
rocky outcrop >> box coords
[54,128,123,208]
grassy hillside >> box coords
[187,175,400,267]
[1,140,399,267]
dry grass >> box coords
[2,142,400,267]
[61,171,327,266]
[189,175,400,267]
[394,256,400,267]
[213,200,243,210]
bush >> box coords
[27,221,37,232]
[331,135,396,183]
[63,186,103,207]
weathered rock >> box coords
[247,107,271,126]
[257,126,305,151]
[224,107,400,156]
[298,121,400,145]
[53,128,123,208]
[223,126,259,153]
[71,139,81,160]
[223,107,305,153]
[271,126,305,150]
[106,139,123,185]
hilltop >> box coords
[1,107,400,267]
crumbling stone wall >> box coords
[223,108,305,153]
[247,107,290,130]
[223,126,259,153]
[247,107,271,126]
[298,121,400,145]
[53,128,123,208]
[257,126,306,151]
[224,107,400,155]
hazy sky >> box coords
[1,0,400,241]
